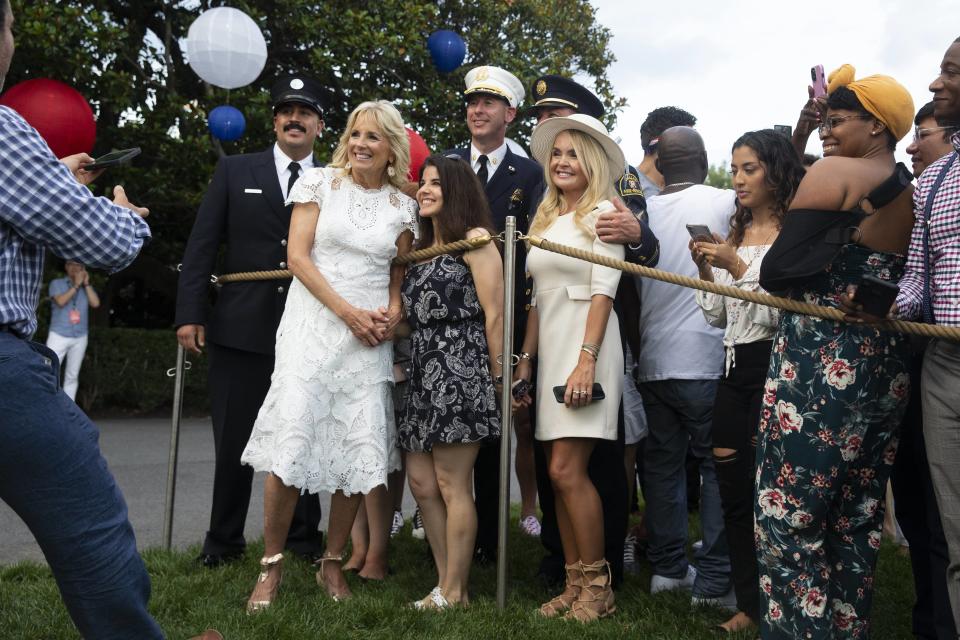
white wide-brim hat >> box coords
[530,114,625,181]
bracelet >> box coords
[581,343,600,360]
[493,374,504,385]
[518,352,532,361]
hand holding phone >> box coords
[83,147,141,172]
[552,383,605,403]
[686,224,716,243]
[852,275,899,318]
[810,65,827,99]
[512,378,531,401]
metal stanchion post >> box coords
[162,344,189,551]
[496,217,517,609]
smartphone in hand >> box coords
[552,383,606,403]
[853,275,899,318]
[811,65,827,99]
[686,224,715,243]
[83,147,141,171]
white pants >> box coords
[45,331,88,401]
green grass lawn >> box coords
[0,515,915,639]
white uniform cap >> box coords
[463,66,525,109]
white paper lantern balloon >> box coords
[186,7,267,90]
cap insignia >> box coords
[290,78,304,90]
[536,80,547,96]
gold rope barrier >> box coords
[212,235,493,283]
[526,235,960,342]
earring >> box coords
[345,161,352,170]
[387,165,396,178]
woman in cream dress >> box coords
[514,114,624,623]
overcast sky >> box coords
[591,0,957,169]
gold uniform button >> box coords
[277,286,285,293]
[525,304,531,311]
[279,261,287,268]
[280,239,288,246]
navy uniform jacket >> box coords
[615,164,659,361]
[448,146,545,339]
[175,148,296,355]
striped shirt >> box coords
[897,132,960,326]
[0,106,150,338]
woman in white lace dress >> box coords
[241,100,417,609]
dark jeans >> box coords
[639,378,730,598]
[0,332,163,639]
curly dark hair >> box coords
[826,86,896,151]
[414,154,496,250]
[727,130,805,247]
[640,106,697,152]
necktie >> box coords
[476,155,489,185]
[287,161,301,198]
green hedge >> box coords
[68,328,210,415]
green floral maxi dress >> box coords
[755,243,910,639]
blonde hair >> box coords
[529,129,616,237]
[330,100,410,190]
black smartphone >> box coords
[552,383,605,403]
[512,378,531,401]
[83,147,141,171]
[854,275,899,318]
[685,224,715,243]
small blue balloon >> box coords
[208,105,245,141]
[427,30,466,74]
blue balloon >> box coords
[208,105,245,141]
[427,30,466,74]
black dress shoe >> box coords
[474,547,497,566]
[196,551,243,568]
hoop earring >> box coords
[345,161,352,170]
[387,165,396,178]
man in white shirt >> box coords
[636,126,735,605]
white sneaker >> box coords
[650,564,696,594]
[623,534,640,576]
[691,586,738,612]
[390,510,403,538]
[691,539,704,553]
[519,515,541,537]
[411,507,425,540]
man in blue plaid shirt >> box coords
[0,1,196,637]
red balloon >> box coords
[406,127,431,182]
[0,79,96,158]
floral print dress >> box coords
[755,243,909,639]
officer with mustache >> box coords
[175,75,326,567]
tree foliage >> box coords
[705,162,733,190]
[7,0,620,327]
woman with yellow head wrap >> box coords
[754,65,916,639]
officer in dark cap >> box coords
[526,74,660,588]
[175,74,325,567]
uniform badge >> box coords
[476,67,489,81]
[290,78,304,90]
[536,80,547,96]
[619,173,644,197]
[509,188,524,211]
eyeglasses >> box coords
[818,115,873,135]
[913,126,958,143]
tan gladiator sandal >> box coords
[565,559,616,623]
[538,562,583,617]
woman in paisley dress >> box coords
[400,155,503,609]
[241,101,418,610]
[754,66,916,638]
[691,130,804,634]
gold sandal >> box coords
[564,559,616,623]
[538,562,582,618]
[246,553,283,614]
[315,552,351,602]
